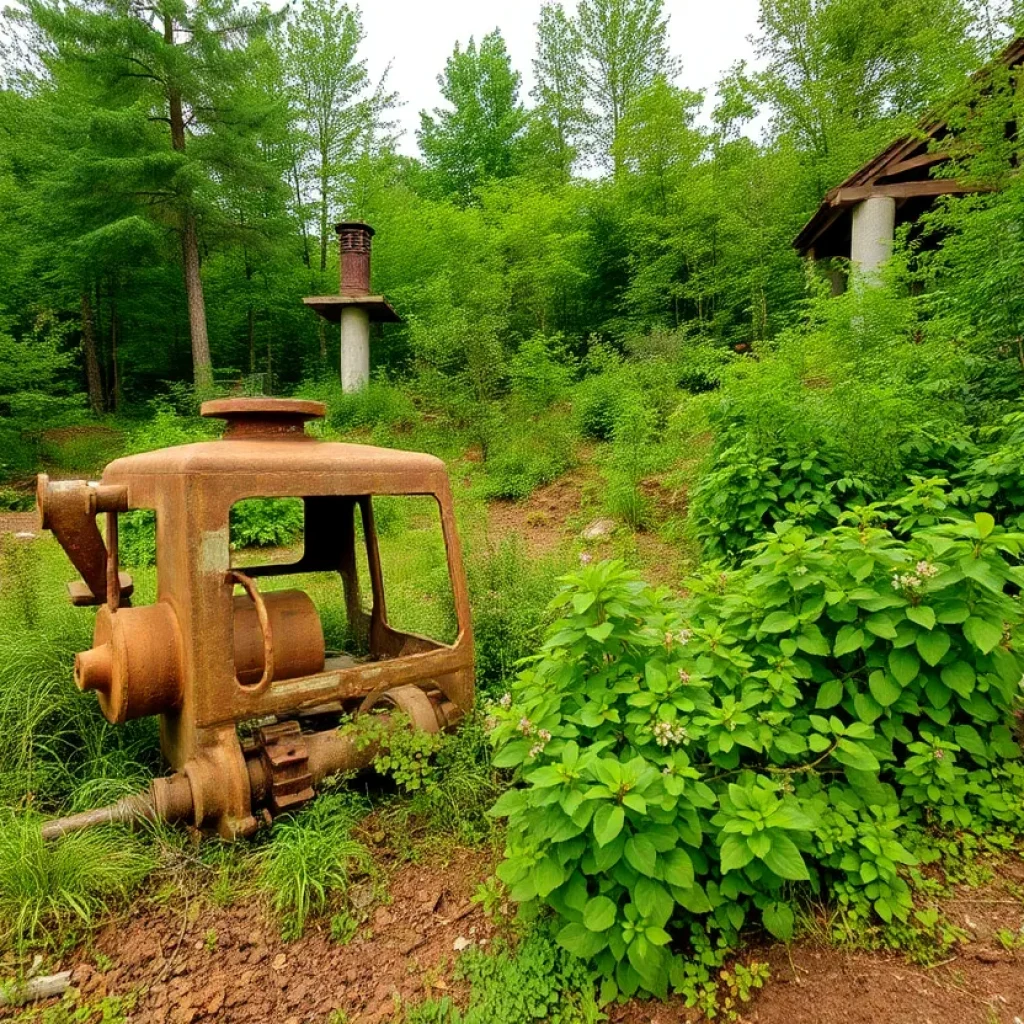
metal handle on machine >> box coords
[229,569,276,693]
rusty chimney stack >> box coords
[337,222,373,297]
[302,222,400,393]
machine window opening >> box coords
[356,496,458,647]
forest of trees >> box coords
[0,0,1021,465]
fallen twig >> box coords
[0,971,72,1007]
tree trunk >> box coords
[291,159,312,270]
[110,285,123,414]
[166,13,213,393]
[319,147,329,273]
[80,289,105,414]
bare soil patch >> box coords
[18,850,1024,1024]
[486,468,593,557]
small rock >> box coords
[453,936,472,952]
[272,953,288,970]
[975,949,1006,963]
[582,517,616,541]
[373,908,394,929]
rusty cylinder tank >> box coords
[76,590,325,723]
[232,589,325,687]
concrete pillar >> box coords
[850,195,896,281]
[340,306,370,392]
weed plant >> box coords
[256,791,374,940]
[467,537,564,693]
[401,927,600,1024]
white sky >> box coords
[357,0,764,154]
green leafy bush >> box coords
[962,408,1024,529]
[401,928,600,1024]
[507,334,577,412]
[468,538,561,691]
[481,416,576,501]
[690,444,872,561]
[230,497,304,549]
[118,509,157,568]
[488,515,1024,1001]
[324,379,420,434]
[603,402,660,531]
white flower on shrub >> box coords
[652,720,689,747]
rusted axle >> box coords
[42,690,462,839]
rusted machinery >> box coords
[37,398,474,839]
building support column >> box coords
[340,306,370,393]
[850,195,896,282]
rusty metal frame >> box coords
[38,398,474,839]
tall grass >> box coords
[256,792,374,940]
[0,539,157,811]
[0,812,157,951]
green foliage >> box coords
[962,409,1024,529]
[351,712,499,845]
[689,285,976,561]
[117,510,156,568]
[468,537,562,691]
[0,812,155,952]
[230,498,305,550]
[0,540,156,810]
[480,413,576,501]
[256,791,373,940]
[402,928,600,1024]
[418,30,527,203]
[455,928,600,1024]
[1,534,43,629]
[603,400,659,530]
[488,529,1024,999]
[320,379,420,435]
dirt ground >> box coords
[11,847,1024,1024]
[483,464,689,585]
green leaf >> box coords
[492,740,532,768]
[762,901,795,941]
[624,834,658,877]
[963,616,1002,655]
[487,788,528,818]
[868,670,901,708]
[556,922,607,958]
[975,512,996,539]
[535,855,565,897]
[865,613,898,639]
[815,678,844,709]
[888,648,920,686]
[797,627,830,656]
[906,606,936,630]
[634,878,673,925]
[762,833,810,881]
[660,847,694,889]
[833,738,880,772]
[762,611,797,633]
[834,626,865,657]
[593,804,625,847]
[586,621,614,643]
[853,691,883,724]
[941,660,976,698]
[719,833,754,873]
[916,629,951,667]
[583,895,617,932]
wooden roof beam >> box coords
[829,179,991,207]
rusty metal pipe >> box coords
[40,793,156,841]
